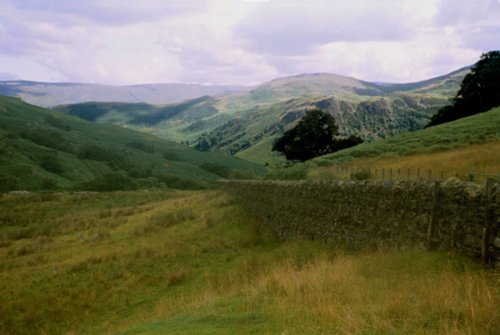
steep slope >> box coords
[0,81,249,108]
[55,68,470,164]
[0,96,264,192]
[270,107,500,180]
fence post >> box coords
[481,179,493,267]
[427,181,441,251]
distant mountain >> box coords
[0,81,250,107]
[0,96,264,192]
[55,68,470,164]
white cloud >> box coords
[0,0,497,85]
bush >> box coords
[199,162,231,178]
[77,144,117,161]
[38,153,64,174]
[44,115,71,131]
[157,174,207,190]
[350,170,372,181]
[76,172,136,192]
[0,173,18,192]
[125,140,155,153]
[163,150,182,161]
[21,129,73,153]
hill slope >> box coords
[0,81,250,108]
[0,96,264,192]
[0,190,497,334]
[55,68,469,164]
[270,107,500,180]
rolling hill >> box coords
[0,81,250,108]
[55,67,470,164]
[0,96,264,192]
[268,106,500,180]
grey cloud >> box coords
[235,2,409,55]
[461,25,500,50]
[9,0,206,26]
[0,72,20,80]
[434,0,500,25]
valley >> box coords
[48,68,469,164]
[1,2,499,335]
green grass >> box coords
[313,106,500,164]
[0,96,265,191]
[269,107,500,180]
[1,190,498,334]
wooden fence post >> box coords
[481,179,493,267]
[427,181,441,251]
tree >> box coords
[426,50,500,127]
[272,109,339,161]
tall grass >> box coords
[0,190,498,334]
[307,139,500,181]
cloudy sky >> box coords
[0,0,498,85]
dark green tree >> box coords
[426,50,500,127]
[272,109,339,161]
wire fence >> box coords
[332,165,500,183]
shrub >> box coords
[21,129,73,153]
[163,150,182,161]
[125,140,155,153]
[44,115,71,131]
[38,153,64,174]
[350,170,372,181]
[157,174,207,190]
[199,162,231,178]
[0,173,18,192]
[77,144,117,161]
[76,172,136,191]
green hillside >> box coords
[312,106,500,163]
[0,96,264,192]
[55,68,468,164]
[270,107,500,179]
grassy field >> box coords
[1,190,498,334]
[307,139,500,181]
[269,107,500,181]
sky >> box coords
[0,0,498,86]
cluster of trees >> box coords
[272,109,363,161]
[426,50,500,127]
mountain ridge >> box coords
[0,81,251,108]
[54,67,470,163]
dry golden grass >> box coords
[240,252,500,334]
[308,139,500,181]
[1,191,498,334]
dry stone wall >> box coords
[218,178,499,267]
